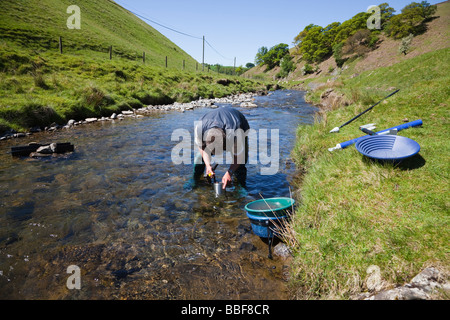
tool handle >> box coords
[360,127,377,135]
[210,163,218,183]
[339,119,422,149]
[339,89,400,129]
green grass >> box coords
[289,47,449,299]
[0,44,267,132]
[0,0,197,68]
[0,0,269,132]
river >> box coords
[0,89,318,299]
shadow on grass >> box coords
[362,153,426,170]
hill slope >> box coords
[0,0,267,133]
[282,2,450,300]
[245,1,450,83]
[0,0,197,67]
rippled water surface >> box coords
[0,90,317,299]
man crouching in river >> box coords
[194,106,249,188]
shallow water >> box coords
[0,89,317,299]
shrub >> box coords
[301,64,314,76]
[343,29,378,56]
[31,71,49,89]
[399,33,414,55]
[332,42,347,67]
[0,103,63,128]
[277,55,296,78]
[83,86,105,108]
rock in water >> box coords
[36,145,53,154]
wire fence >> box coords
[55,35,251,77]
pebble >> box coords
[135,92,261,115]
[273,243,291,259]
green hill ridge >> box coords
[0,0,266,133]
[0,0,197,66]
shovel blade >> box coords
[329,127,340,133]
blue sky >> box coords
[113,0,442,67]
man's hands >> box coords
[222,171,232,189]
[207,165,232,189]
[206,165,215,179]
[201,147,240,190]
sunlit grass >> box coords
[290,48,449,299]
[0,44,267,132]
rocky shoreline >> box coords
[0,92,262,142]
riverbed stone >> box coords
[240,102,258,108]
[273,243,291,259]
[239,242,257,252]
[36,145,53,154]
[30,152,52,158]
[149,207,165,215]
[14,132,26,138]
[354,267,450,300]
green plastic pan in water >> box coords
[245,197,295,258]
[245,197,295,218]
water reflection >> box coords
[0,90,317,299]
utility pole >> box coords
[202,36,205,71]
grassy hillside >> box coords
[0,0,196,67]
[289,47,449,299]
[0,0,267,133]
[284,2,450,300]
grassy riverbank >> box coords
[0,0,269,134]
[288,47,449,299]
[0,44,268,133]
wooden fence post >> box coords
[165,56,168,68]
[143,51,145,64]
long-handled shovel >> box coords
[328,119,422,152]
[329,89,400,133]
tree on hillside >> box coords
[332,12,371,46]
[235,66,244,75]
[379,2,396,29]
[281,1,437,71]
[402,1,437,20]
[299,25,328,63]
[295,11,373,63]
[255,46,268,66]
[293,23,320,47]
[385,1,437,39]
[255,43,290,70]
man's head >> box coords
[203,127,226,155]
